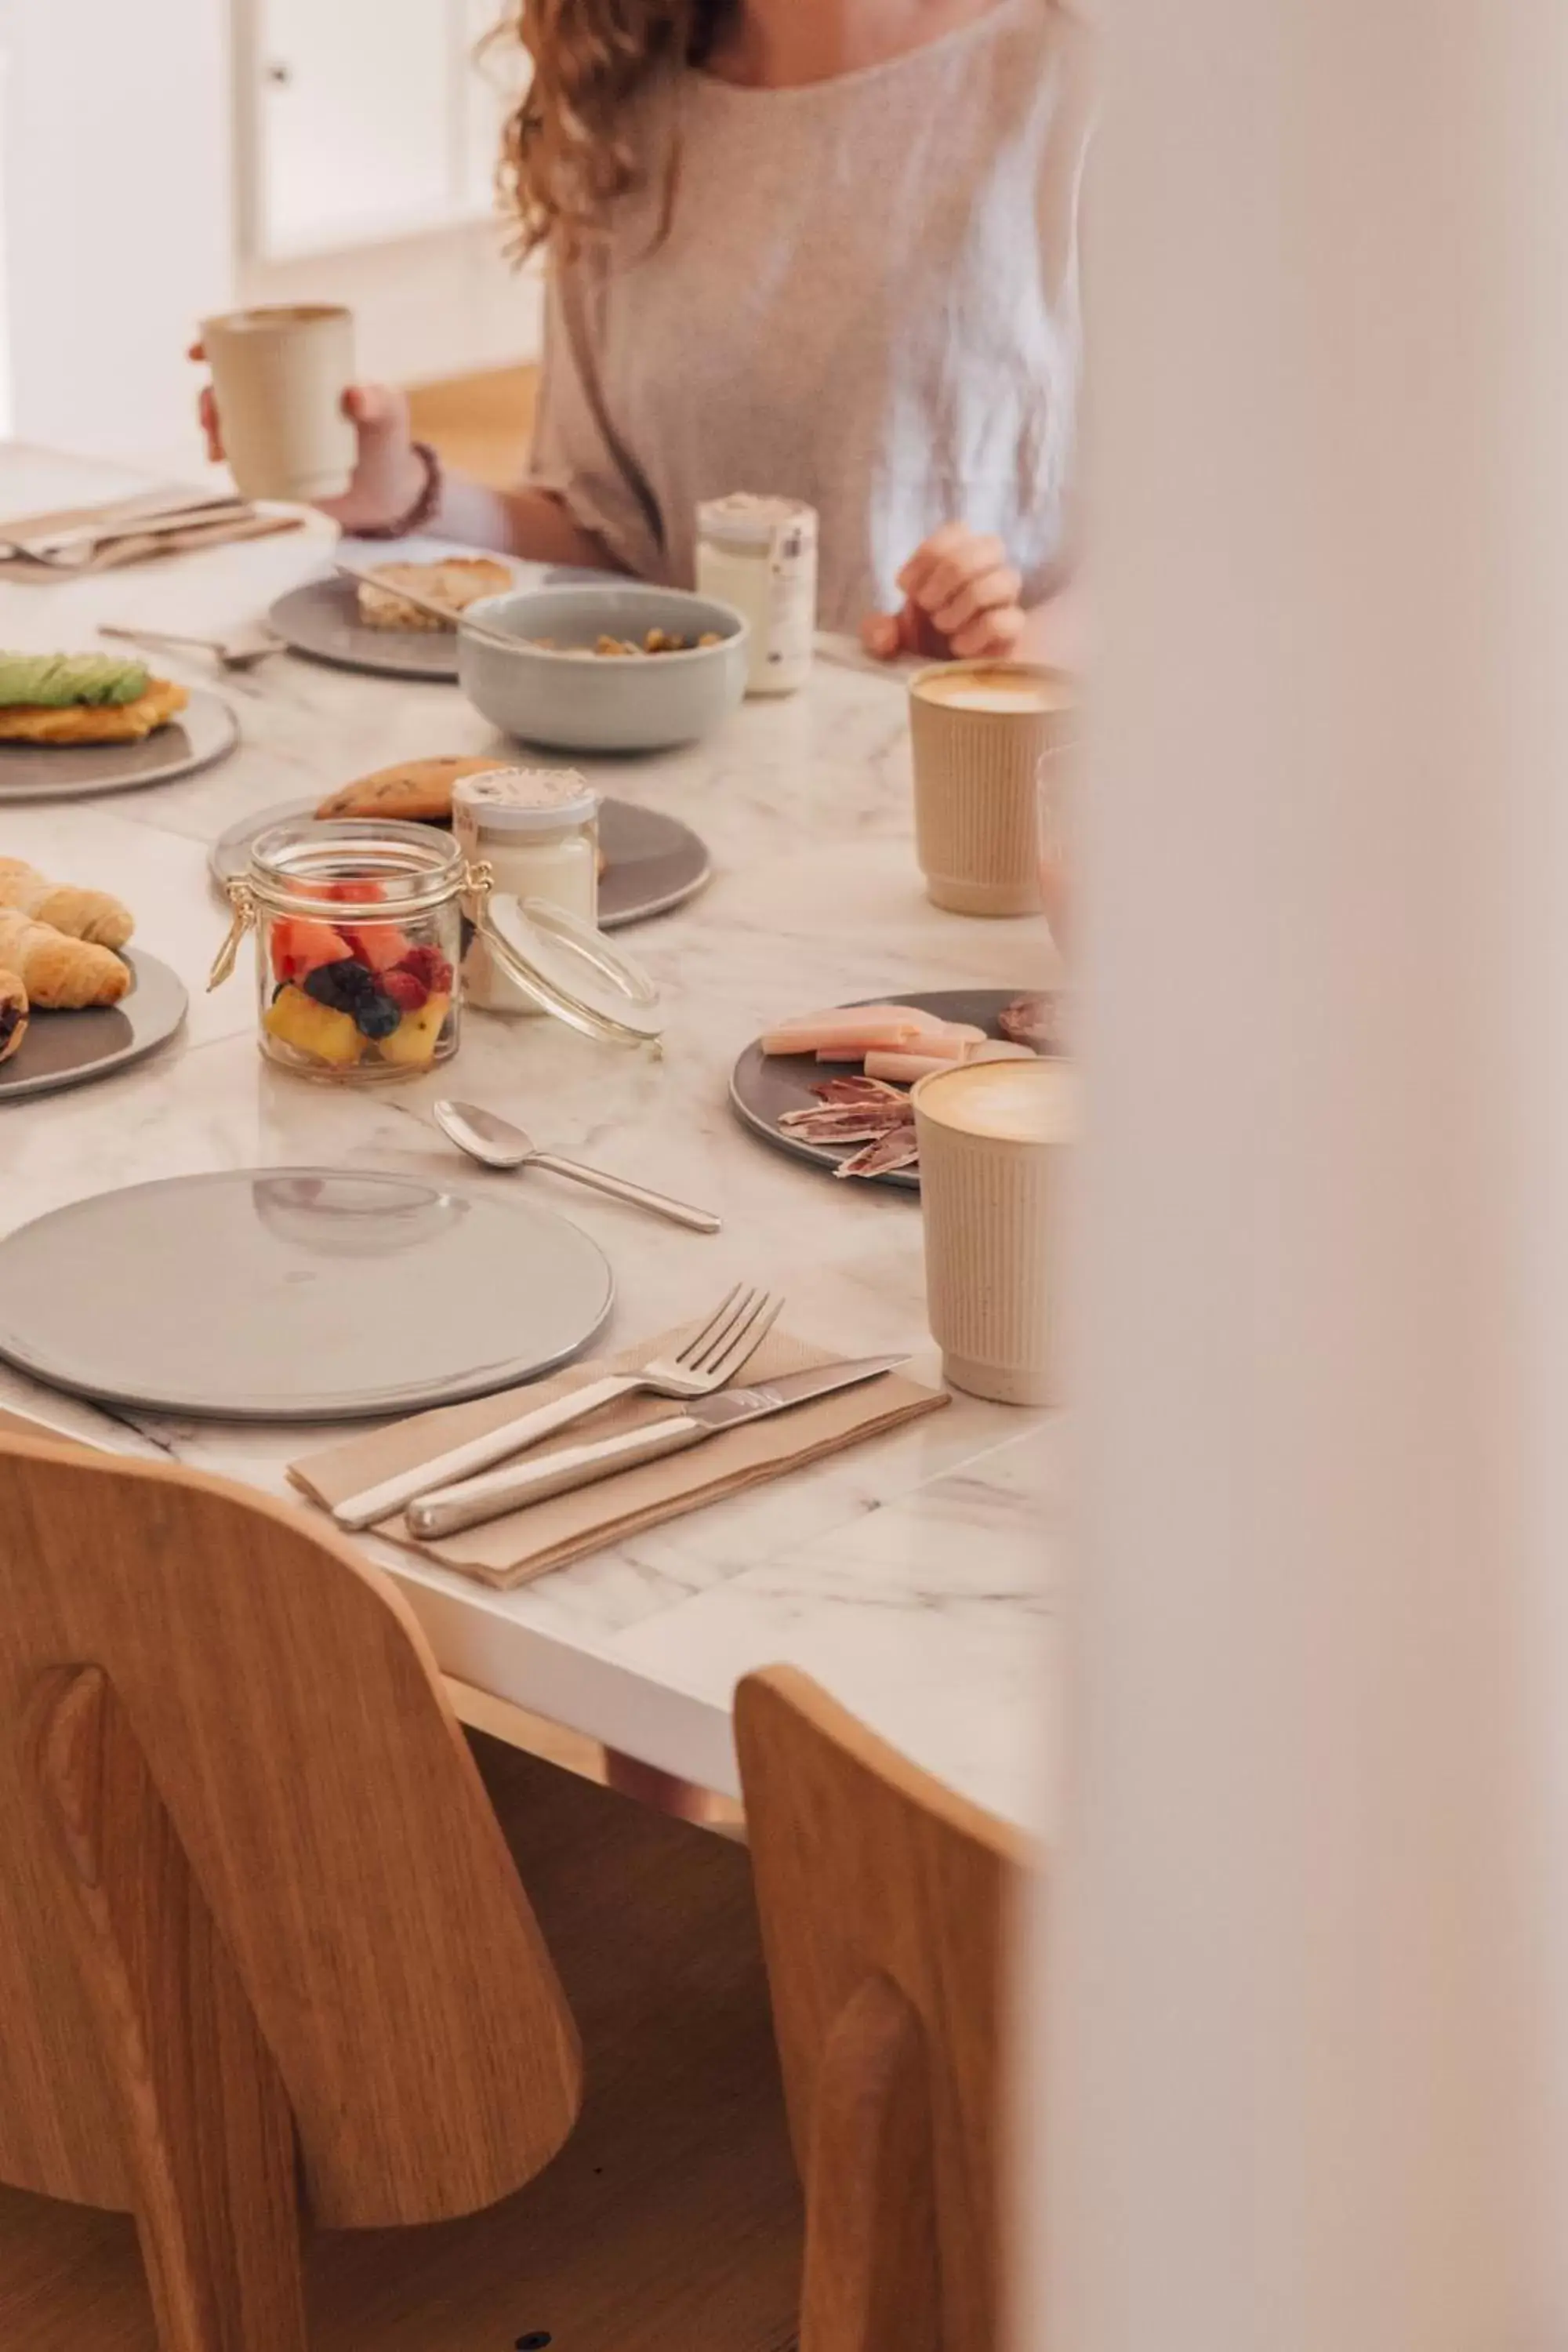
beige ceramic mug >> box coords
[909,661,1077,916]
[201,304,356,503]
[913,1056,1077,1406]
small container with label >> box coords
[695,493,818,696]
[453,768,601,1015]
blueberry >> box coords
[335,959,377,997]
[303,962,354,1010]
[354,990,401,1040]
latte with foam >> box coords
[910,663,1076,717]
[914,1057,1076,1144]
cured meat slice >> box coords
[835,1127,922,1179]
[864,1050,967,1084]
[996,993,1060,1053]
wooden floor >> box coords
[406,365,539,489]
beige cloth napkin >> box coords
[0,492,303,579]
[289,1324,947,1591]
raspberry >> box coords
[381,967,430,1013]
[397,945,454,994]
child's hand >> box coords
[191,345,427,534]
[862,524,1025,662]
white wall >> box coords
[0,0,539,474]
[0,0,233,466]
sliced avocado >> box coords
[0,652,151,709]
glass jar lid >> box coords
[477,896,664,1047]
[453,767,601,834]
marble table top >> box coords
[0,443,1056,1832]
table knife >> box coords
[405,1354,908,1541]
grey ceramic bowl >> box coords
[457,583,749,753]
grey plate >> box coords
[268,558,602,683]
[0,1169,614,1421]
[0,690,238,803]
[0,951,188,1104]
[207,793,711,930]
[729,989,1036,1196]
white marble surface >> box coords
[0,444,1057,1831]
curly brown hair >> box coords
[488,2,738,259]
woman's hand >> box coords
[862,524,1026,662]
[191,345,427,534]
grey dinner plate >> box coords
[0,690,238,802]
[207,793,711,930]
[0,1169,615,1421]
[729,988,1039,1196]
[0,952,188,1103]
[268,560,602,682]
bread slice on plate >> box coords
[315,755,504,824]
[0,676,188,745]
[356,557,512,633]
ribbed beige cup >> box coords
[913,1058,1077,1405]
[909,661,1078,916]
[201,305,356,503]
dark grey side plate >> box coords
[729,988,1035,1196]
[208,793,711,931]
[0,951,188,1104]
[0,690,238,802]
[0,1169,614,1421]
[268,559,603,682]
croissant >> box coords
[0,968,27,1065]
[0,857,133,949]
[0,911,129,1008]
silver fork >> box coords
[331,1283,786,1531]
[99,622,283,673]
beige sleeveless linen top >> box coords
[527,0,1094,630]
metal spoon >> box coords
[434,1100,721,1234]
[100,621,282,673]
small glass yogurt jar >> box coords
[453,767,600,1015]
[695,493,818,696]
[210,818,662,1081]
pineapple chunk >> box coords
[264,983,365,1068]
[376,992,451,1069]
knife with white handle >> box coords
[405,1354,908,1541]
[332,1373,639,1532]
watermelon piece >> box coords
[270,918,355,984]
[337,921,412,974]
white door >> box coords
[259,0,454,257]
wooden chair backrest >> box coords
[735,1668,1031,2352]
[0,1434,580,2230]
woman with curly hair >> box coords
[202,0,1093,663]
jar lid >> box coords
[696,492,818,550]
[477,896,664,1047]
[454,767,601,834]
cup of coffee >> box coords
[913,1056,1077,1405]
[200,305,357,504]
[909,662,1077,916]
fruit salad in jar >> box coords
[220,822,466,1083]
[266,898,456,1076]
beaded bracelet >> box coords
[357,441,443,540]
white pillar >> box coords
[1051,0,1568,2343]
[0,0,233,466]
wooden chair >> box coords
[0,1433,801,2350]
[735,1668,1031,2352]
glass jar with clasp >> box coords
[209,819,662,1083]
